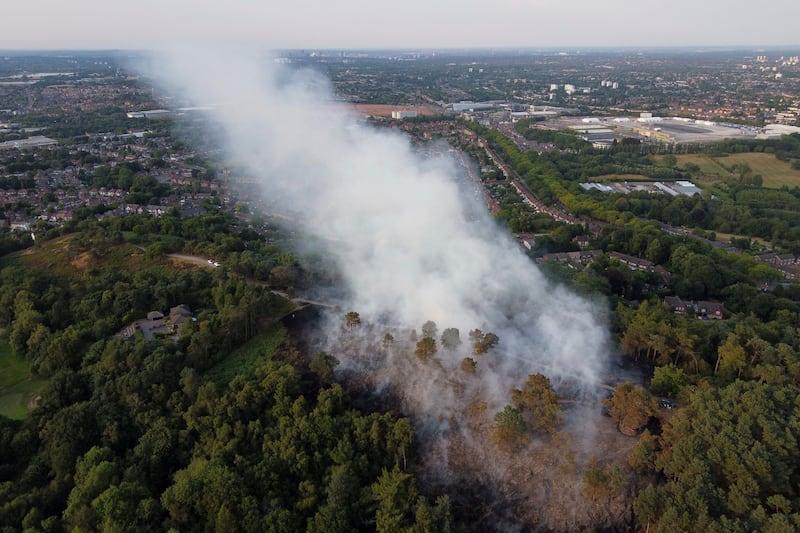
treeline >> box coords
[19,109,137,139]
[615,298,800,531]
[0,251,286,377]
[474,122,800,251]
[2,149,65,174]
[473,122,686,225]
[50,213,307,290]
[2,146,106,175]
[0,229,33,257]
[543,214,794,308]
[706,133,800,160]
[0,220,451,532]
[0,328,449,532]
[0,175,36,190]
[513,119,591,150]
[462,120,800,530]
[604,188,800,252]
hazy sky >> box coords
[4,0,800,50]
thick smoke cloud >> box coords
[152,47,608,387]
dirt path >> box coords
[167,253,218,268]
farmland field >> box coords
[675,153,800,188]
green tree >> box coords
[382,333,394,350]
[662,154,677,168]
[460,357,477,374]
[309,352,339,385]
[603,383,657,436]
[414,337,437,362]
[421,320,437,339]
[64,447,121,530]
[371,467,417,533]
[493,405,528,450]
[470,329,499,355]
[511,373,561,434]
[715,333,747,379]
[440,328,461,350]
[650,365,689,398]
[637,381,800,532]
[344,311,361,328]
[92,482,159,533]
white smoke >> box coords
[151,46,607,382]
[148,46,617,527]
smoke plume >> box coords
[149,47,619,529]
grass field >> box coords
[712,231,773,249]
[204,323,287,384]
[675,153,800,188]
[0,341,48,420]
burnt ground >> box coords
[283,312,645,532]
[413,404,641,532]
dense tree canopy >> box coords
[635,381,800,532]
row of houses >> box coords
[537,249,603,268]
[609,252,671,283]
[755,252,800,281]
[664,296,725,320]
[756,253,798,267]
[535,249,673,282]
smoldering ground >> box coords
[148,47,631,530]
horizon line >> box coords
[2,44,800,54]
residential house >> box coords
[664,296,725,319]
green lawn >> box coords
[0,341,48,420]
[204,323,287,385]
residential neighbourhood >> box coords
[0,124,246,232]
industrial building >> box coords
[391,110,418,119]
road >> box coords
[474,135,742,250]
[477,137,582,225]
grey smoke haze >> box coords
[151,45,610,403]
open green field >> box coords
[204,323,287,384]
[675,153,800,188]
[0,341,48,420]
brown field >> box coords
[674,153,800,188]
[2,236,169,279]
[350,104,436,117]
